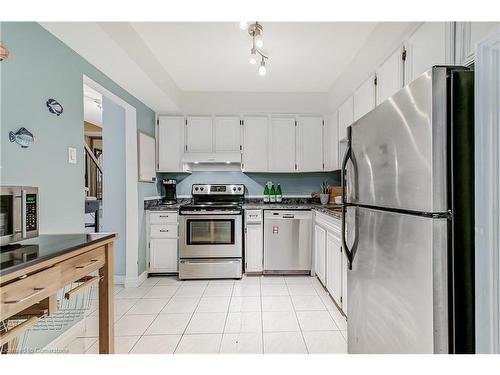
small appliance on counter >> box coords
[162,179,177,205]
[1,186,39,247]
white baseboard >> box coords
[123,270,148,288]
[114,274,125,285]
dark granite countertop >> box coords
[312,205,343,219]
[144,197,342,220]
[0,233,116,277]
[243,198,342,219]
[144,198,190,211]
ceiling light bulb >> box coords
[249,51,258,65]
[255,34,264,48]
[239,21,248,30]
[259,60,267,76]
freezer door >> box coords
[348,67,453,213]
[346,206,448,353]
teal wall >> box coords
[0,22,158,276]
[102,97,127,276]
[159,171,341,196]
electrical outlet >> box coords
[68,147,77,164]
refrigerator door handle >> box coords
[341,126,360,269]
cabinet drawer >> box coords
[1,266,61,321]
[150,224,178,238]
[246,209,262,223]
[315,212,341,234]
[150,211,178,224]
[59,247,105,285]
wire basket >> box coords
[1,275,97,354]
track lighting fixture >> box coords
[240,21,269,76]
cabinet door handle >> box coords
[4,288,45,304]
[159,229,169,233]
[159,215,170,218]
[64,276,101,300]
[75,259,99,269]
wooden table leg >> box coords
[98,242,114,354]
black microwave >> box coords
[0,186,39,246]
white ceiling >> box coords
[40,22,407,112]
[130,22,378,92]
[83,84,103,127]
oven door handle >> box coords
[180,210,242,215]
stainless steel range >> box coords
[179,184,244,279]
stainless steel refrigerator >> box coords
[342,66,475,354]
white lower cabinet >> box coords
[314,224,326,285]
[245,210,263,273]
[342,249,348,314]
[150,239,178,273]
[147,211,179,273]
[326,231,342,305]
[315,212,346,315]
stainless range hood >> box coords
[181,152,242,171]
[181,152,241,164]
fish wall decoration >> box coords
[0,41,9,61]
[9,127,35,148]
[46,98,64,116]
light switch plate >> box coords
[68,147,77,164]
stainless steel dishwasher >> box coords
[263,210,312,274]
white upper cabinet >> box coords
[269,116,297,172]
[405,22,448,83]
[456,22,500,65]
[338,96,354,141]
[297,116,324,172]
[376,46,405,105]
[323,112,339,171]
[214,116,241,152]
[186,116,213,152]
[353,74,376,121]
[138,131,156,182]
[242,116,269,172]
[157,116,185,172]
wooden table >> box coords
[0,233,117,354]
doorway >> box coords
[83,84,103,232]
[83,76,139,287]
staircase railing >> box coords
[84,143,102,200]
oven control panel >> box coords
[192,184,245,195]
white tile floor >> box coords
[65,275,347,354]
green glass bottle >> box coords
[276,184,282,203]
[269,184,276,203]
[263,185,270,203]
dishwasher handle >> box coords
[281,214,295,219]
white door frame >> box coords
[474,28,500,354]
[83,75,139,287]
